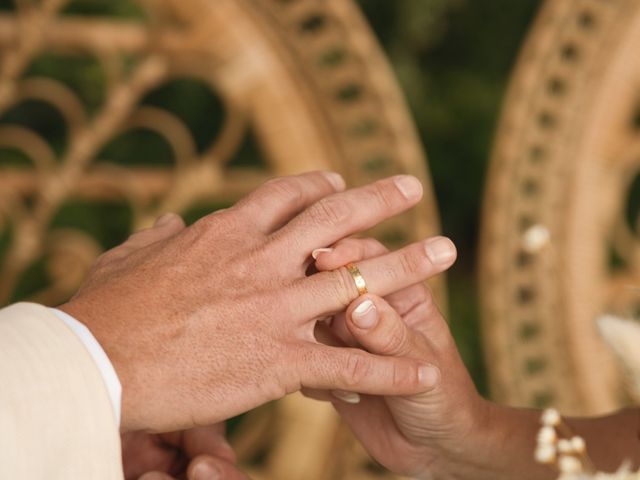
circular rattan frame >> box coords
[480,0,640,415]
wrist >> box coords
[461,401,555,480]
[423,400,555,480]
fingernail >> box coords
[324,171,346,191]
[419,365,440,389]
[394,175,423,200]
[424,237,456,265]
[312,247,334,260]
[192,459,221,480]
[352,300,377,328]
[154,213,176,227]
[332,390,361,404]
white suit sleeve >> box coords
[0,302,123,479]
[49,307,122,426]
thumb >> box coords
[346,294,431,361]
[329,295,441,403]
[344,295,440,396]
[138,473,175,480]
[188,455,251,480]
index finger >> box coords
[232,171,346,234]
[187,455,251,480]
[272,175,423,259]
[181,425,236,464]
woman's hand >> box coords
[122,424,248,480]
[314,236,640,479]
[60,172,447,433]
[312,238,557,479]
[333,292,489,478]
[312,237,487,477]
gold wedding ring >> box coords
[345,263,368,296]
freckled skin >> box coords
[59,172,455,434]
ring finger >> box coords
[296,236,456,320]
[314,237,433,317]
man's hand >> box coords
[334,292,487,478]
[60,172,447,432]
[122,424,248,480]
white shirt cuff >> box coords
[49,308,122,427]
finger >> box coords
[187,455,250,480]
[300,387,334,402]
[331,395,412,467]
[274,175,423,258]
[402,296,438,333]
[181,426,236,464]
[153,212,185,230]
[122,432,176,480]
[148,213,186,238]
[297,236,456,318]
[302,387,361,404]
[313,237,387,271]
[232,171,345,233]
[138,472,175,480]
[313,321,345,347]
[312,237,430,316]
[400,294,453,347]
[312,237,431,349]
[105,213,186,263]
[388,283,433,319]
[315,317,363,364]
[322,312,359,348]
[327,283,430,353]
[298,343,438,395]
[125,213,186,249]
[346,295,428,358]
[313,237,386,347]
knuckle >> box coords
[354,237,383,259]
[126,230,146,243]
[381,324,410,356]
[418,287,435,311]
[372,182,400,211]
[310,197,350,227]
[391,362,402,389]
[334,238,362,259]
[364,237,387,253]
[343,353,370,388]
[258,177,282,194]
[391,361,416,389]
[196,209,236,234]
[266,177,305,206]
[333,268,359,307]
[398,247,424,277]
